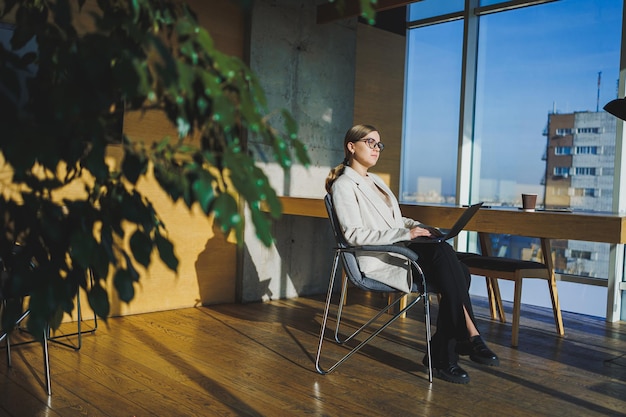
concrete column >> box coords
[240,0,357,302]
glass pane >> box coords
[408,0,464,21]
[479,0,511,6]
[474,0,621,290]
[401,21,463,204]
[484,234,610,278]
[554,240,611,278]
[473,0,621,212]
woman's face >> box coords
[348,130,382,170]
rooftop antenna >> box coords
[596,71,602,112]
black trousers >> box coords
[408,241,475,364]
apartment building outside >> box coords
[543,111,617,278]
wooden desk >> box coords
[276,196,626,244]
[275,196,626,321]
[399,205,626,245]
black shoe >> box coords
[456,335,500,366]
[422,355,470,384]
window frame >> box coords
[404,0,626,322]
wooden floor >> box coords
[0,291,625,417]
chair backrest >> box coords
[324,194,348,249]
[324,194,392,292]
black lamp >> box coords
[604,98,626,121]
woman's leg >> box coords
[409,242,475,342]
[410,242,473,383]
[465,306,480,338]
[410,242,498,373]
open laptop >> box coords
[410,202,483,243]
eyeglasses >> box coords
[357,138,385,151]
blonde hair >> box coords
[325,124,377,193]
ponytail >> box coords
[325,161,347,193]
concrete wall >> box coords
[240,0,357,302]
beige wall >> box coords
[108,0,244,314]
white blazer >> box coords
[331,167,423,293]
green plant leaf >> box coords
[87,283,110,320]
[359,0,377,24]
[83,141,109,182]
[93,243,111,280]
[155,232,179,271]
[70,232,97,269]
[122,252,140,282]
[212,193,241,234]
[191,170,215,214]
[195,26,214,51]
[130,229,153,267]
[114,268,135,303]
[154,161,190,203]
[122,150,148,184]
[48,306,65,331]
[250,205,273,246]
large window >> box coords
[474,1,620,209]
[402,21,463,204]
[404,0,624,318]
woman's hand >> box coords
[425,226,444,237]
[409,226,435,240]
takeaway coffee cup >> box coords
[521,193,537,211]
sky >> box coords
[401,0,623,199]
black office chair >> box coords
[315,194,434,382]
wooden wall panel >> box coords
[188,0,246,59]
[353,23,406,195]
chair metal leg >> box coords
[334,287,409,346]
[47,287,98,350]
[422,281,433,383]
[3,308,31,367]
[5,331,11,367]
[1,300,10,367]
[333,271,350,343]
[49,268,98,350]
[317,294,426,375]
[43,326,51,396]
[316,252,433,383]
[315,252,341,374]
[0,307,52,395]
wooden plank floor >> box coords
[0,291,625,417]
